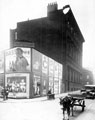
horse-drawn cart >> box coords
[60,92,86,116]
[68,93,86,116]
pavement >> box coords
[0,91,88,120]
[0,90,80,103]
[0,92,68,103]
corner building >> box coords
[10,3,85,98]
[5,47,62,98]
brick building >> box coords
[10,3,85,93]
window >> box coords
[15,32,17,40]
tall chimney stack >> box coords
[47,2,58,15]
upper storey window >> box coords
[15,32,17,40]
[63,5,70,14]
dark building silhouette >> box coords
[10,3,85,92]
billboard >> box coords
[5,73,29,98]
[42,55,48,75]
[33,74,41,96]
[54,61,59,78]
[32,49,42,74]
[49,77,54,93]
[49,58,54,77]
[0,51,4,73]
[59,64,63,79]
[5,47,31,72]
[54,78,59,94]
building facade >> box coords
[82,68,94,86]
[10,3,85,94]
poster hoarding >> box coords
[54,61,59,78]
[49,77,54,93]
[5,47,31,72]
[59,64,63,79]
[49,58,54,77]
[54,78,59,94]
[0,51,4,73]
[5,73,29,98]
[32,49,42,74]
[42,76,48,95]
[42,55,48,75]
[33,74,41,96]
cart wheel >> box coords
[82,100,85,111]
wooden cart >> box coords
[68,93,86,116]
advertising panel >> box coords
[49,77,54,93]
[5,73,29,98]
[59,64,63,79]
[54,61,59,78]
[33,74,41,96]
[54,78,59,94]
[32,49,42,74]
[59,79,62,94]
[42,76,47,95]
[5,47,31,72]
[42,55,48,75]
[49,58,54,77]
[0,51,4,73]
[58,64,63,93]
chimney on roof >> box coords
[47,2,58,14]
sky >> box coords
[0,0,95,73]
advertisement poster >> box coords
[49,77,54,93]
[54,61,59,78]
[59,79,62,94]
[42,77,47,95]
[0,51,4,73]
[33,75,41,96]
[5,47,31,72]
[49,58,54,77]
[54,78,59,94]
[5,73,29,98]
[32,49,41,74]
[42,55,48,75]
[59,64,63,79]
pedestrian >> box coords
[1,88,6,100]
[1,87,9,100]
[5,87,9,100]
[47,89,51,95]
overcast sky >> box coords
[0,0,95,73]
